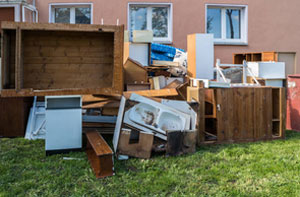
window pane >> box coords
[75,7,91,24]
[130,6,147,31]
[152,7,168,38]
[207,8,221,38]
[226,9,241,39]
[55,8,70,23]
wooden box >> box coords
[1,22,124,97]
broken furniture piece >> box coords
[118,129,154,159]
[187,86,286,145]
[166,130,196,156]
[215,59,261,87]
[187,34,214,79]
[233,51,296,76]
[247,62,286,87]
[86,131,114,179]
[1,22,124,97]
[25,96,46,140]
[0,96,33,137]
[113,93,198,159]
[45,95,82,155]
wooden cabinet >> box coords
[0,97,33,137]
[190,87,286,144]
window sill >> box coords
[214,40,248,46]
[153,40,173,45]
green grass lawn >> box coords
[1,131,300,197]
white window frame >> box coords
[49,3,93,24]
[128,2,173,44]
[22,5,38,23]
[205,4,248,45]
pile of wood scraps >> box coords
[82,95,120,135]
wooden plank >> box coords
[86,131,114,179]
[102,107,119,116]
[187,34,196,77]
[83,100,120,109]
[0,87,121,97]
[82,95,109,103]
[124,58,148,84]
[86,131,113,156]
[126,83,150,91]
[262,52,278,62]
[152,60,179,67]
[216,88,226,142]
[112,24,124,95]
[124,88,178,98]
[163,80,182,89]
[279,88,286,138]
[1,21,119,33]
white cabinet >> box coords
[247,62,285,79]
[45,96,82,155]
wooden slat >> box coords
[1,21,119,32]
[279,88,286,138]
[82,95,109,103]
[124,88,178,98]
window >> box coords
[206,4,247,45]
[50,4,92,24]
[129,3,172,43]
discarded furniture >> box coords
[86,131,114,178]
[287,75,300,131]
[113,94,198,157]
[124,43,151,66]
[247,62,285,87]
[25,96,46,140]
[247,62,285,79]
[132,30,153,43]
[0,96,33,137]
[187,34,214,79]
[124,58,148,84]
[124,88,179,98]
[166,130,196,156]
[45,95,82,155]
[233,51,296,76]
[118,129,154,159]
[1,22,124,97]
[188,87,286,144]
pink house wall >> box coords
[36,0,300,71]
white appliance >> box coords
[247,62,286,79]
[129,43,150,66]
[45,95,82,155]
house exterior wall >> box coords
[36,0,300,72]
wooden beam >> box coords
[124,88,178,98]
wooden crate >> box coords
[188,87,286,145]
[1,22,124,97]
[0,96,33,137]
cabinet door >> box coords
[45,109,82,150]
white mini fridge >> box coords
[45,96,82,155]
